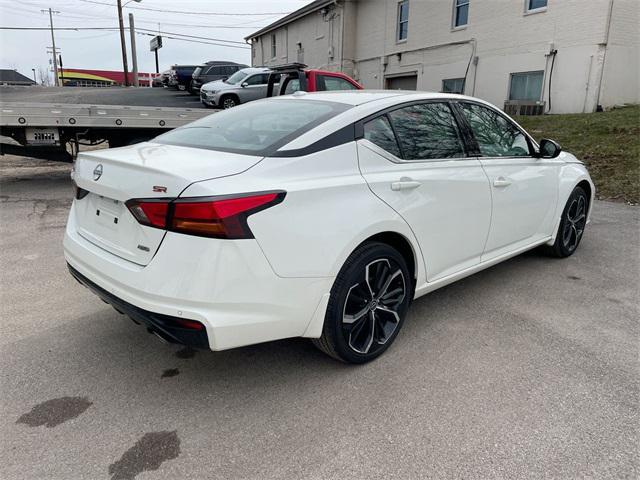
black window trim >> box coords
[451,99,540,158]
[355,99,476,163]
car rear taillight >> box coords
[125,191,285,239]
[127,199,169,229]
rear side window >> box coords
[207,66,223,76]
[460,102,531,157]
[363,116,401,158]
[387,103,465,160]
[153,99,351,156]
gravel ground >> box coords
[0,155,638,480]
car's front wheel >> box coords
[221,95,239,109]
[548,185,589,257]
[313,242,412,363]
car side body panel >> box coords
[181,141,426,285]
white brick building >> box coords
[246,0,639,113]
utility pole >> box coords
[41,8,60,86]
[117,0,129,86]
[128,13,139,86]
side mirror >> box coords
[221,76,228,81]
[241,82,248,88]
[539,138,562,159]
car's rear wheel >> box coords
[221,95,239,109]
[313,242,412,363]
[548,186,589,257]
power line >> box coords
[0,2,276,29]
[135,27,247,44]
[75,0,290,16]
[0,26,252,49]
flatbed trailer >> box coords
[0,102,211,162]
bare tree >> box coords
[37,66,52,86]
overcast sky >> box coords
[0,0,305,81]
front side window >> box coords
[271,33,277,58]
[245,73,269,86]
[397,1,409,42]
[284,78,301,94]
[527,0,547,11]
[442,78,465,94]
[154,100,350,155]
[454,0,469,27]
[459,103,531,157]
[363,116,402,158]
[318,75,358,91]
[387,103,465,160]
[226,70,249,85]
[509,71,543,101]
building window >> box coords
[442,78,465,94]
[270,33,276,59]
[509,71,544,101]
[526,0,547,12]
[453,0,469,28]
[397,1,409,42]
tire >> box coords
[313,242,412,363]
[546,186,589,258]
[220,95,239,109]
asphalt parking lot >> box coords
[1,155,638,479]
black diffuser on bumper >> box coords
[67,264,209,349]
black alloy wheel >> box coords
[548,186,589,257]
[313,242,412,363]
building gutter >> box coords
[357,38,476,64]
[595,0,615,109]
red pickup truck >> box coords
[267,63,362,97]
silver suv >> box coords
[200,67,276,109]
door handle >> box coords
[493,177,512,188]
[391,178,421,191]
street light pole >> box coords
[129,13,139,87]
[41,8,60,86]
[116,0,129,86]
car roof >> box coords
[238,67,271,74]
[273,90,504,152]
[203,61,244,65]
[269,90,478,106]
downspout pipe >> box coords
[595,0,615,110]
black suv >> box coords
[167,65,199,91]
[190,61,248,94]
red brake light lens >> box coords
[126,191,285,239]
[127,200,169,228]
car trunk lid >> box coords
[72,142,262,265]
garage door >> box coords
[386,75,417,90]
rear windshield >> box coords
[152,99,351,156]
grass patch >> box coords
[515,104,639,204]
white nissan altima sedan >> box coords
[64,91,594,363]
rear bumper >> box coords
[68,264,209,349]
[63,204,333,351]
